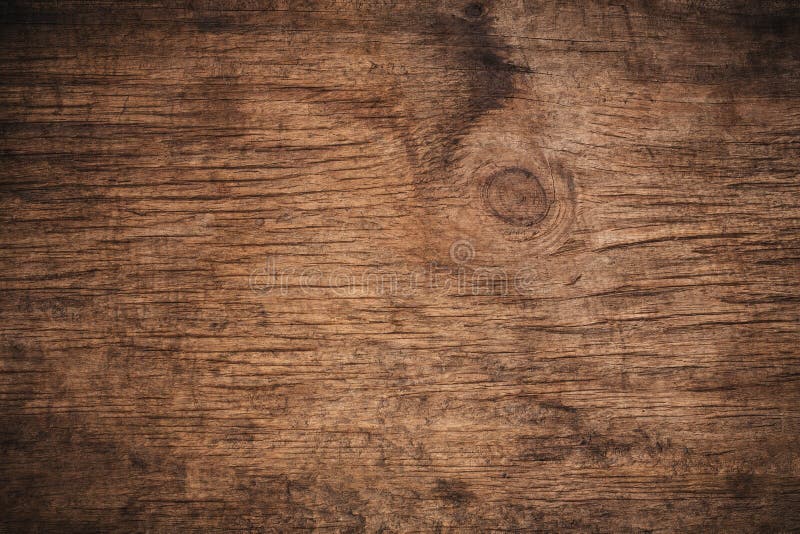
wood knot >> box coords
[464,2,485,19]
[481,167,550,226]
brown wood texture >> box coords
[1,0,800,531]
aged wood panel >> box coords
[1,0,799,531]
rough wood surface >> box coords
[1,0,800,531]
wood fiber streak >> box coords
[1,0,800,531]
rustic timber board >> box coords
[1,0,799,531]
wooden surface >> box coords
[1,0,800,531]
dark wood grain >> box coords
[1,0,799,531]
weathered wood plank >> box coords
[1,0,799,531]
